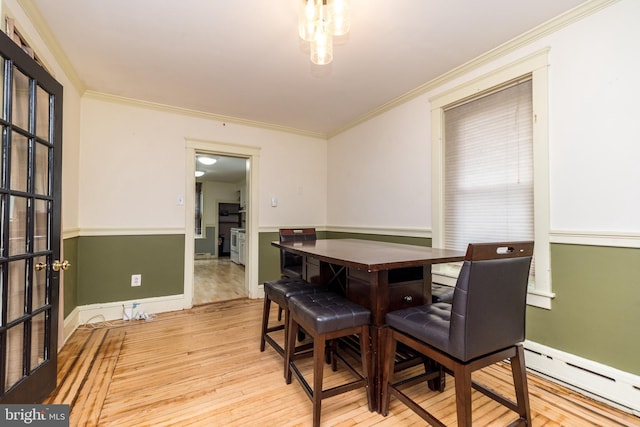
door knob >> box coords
[52,260,71,271]
[35,262,48,271]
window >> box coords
[444,79,533,252]
[431,49,554,309]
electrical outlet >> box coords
[131,274,142,287]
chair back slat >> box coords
[449,241,533,361]
[464,241,534,261]
[279,228,317,274]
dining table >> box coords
[271,238,466,411]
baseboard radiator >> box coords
[524,340,640,416]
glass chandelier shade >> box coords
[299,0,350,65]
[310,26,333,65]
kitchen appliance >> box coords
[238,230,246,265]
[230,228,245,264]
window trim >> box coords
[430,48,554,309]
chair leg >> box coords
[511,344,532,425]
[278,306,283,321]
[329,339,338,371]
[282,308,290,379]
[260,295,271,352]
[285,314,298,385]
[359,325,374,412]
[381,328,398,416]
[453,363,473,426]
[425,358,446,392]
[312,333,326,427]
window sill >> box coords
[433,270,555,310]
[526,289,555,310]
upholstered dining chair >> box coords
[285,291,374,427]
[279,228,317,279]
[259,228,320,366]
[381,241,534,426]
[275,228,318,323]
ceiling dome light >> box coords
[195,171,205,177]
[198,156,217,165]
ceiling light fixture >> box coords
[198,156,217,165]
[195,171,205,177]
[299,0,350,65]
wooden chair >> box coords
[260,278,327,377]
[275,228,318,323]
[381,241,534,426]
[279,228,317,279]
[286,292,374,427]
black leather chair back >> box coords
[449,241,533,361]
[279,228,317,277]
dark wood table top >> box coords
[272,238,465,272]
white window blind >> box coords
[443,79,534,253]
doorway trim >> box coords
[185,138,261,307]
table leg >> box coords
[369,324,384,412]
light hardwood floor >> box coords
[193,257,246,305]
[46,299,639,426]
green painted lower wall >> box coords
[75,234,185,305]
[258,232,639,376]
[63,231,638,376]
[62,237,79,317]
[258,231,282,284]
[527,243,640,375]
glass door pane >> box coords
[0,29,63,403]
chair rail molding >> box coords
[550,230,640,248]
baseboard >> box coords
[62,307,80,345]
[524,340,640,416]
[194,253,214,259]
[73,294,188,325]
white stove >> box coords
[230,228,245,264]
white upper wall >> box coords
[200,181,241,226]
[545,1,639,232]
[328,95,432,231]
[78,96,327,231]
[4,0,328,236]
[2,0,83,232]
[7,0,639,237]
[328,0,640,236]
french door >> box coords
[0,29,63,403]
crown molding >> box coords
[16,0,618,140]
[16,0,85,94]
[328,0,619,138]
[83,91,326,139]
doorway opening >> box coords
[192,152,248,305]
[184,139,260,307]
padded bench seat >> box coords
[431,283,455,304]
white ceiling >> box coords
[27,0,589,138]
[195,155,247,183]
